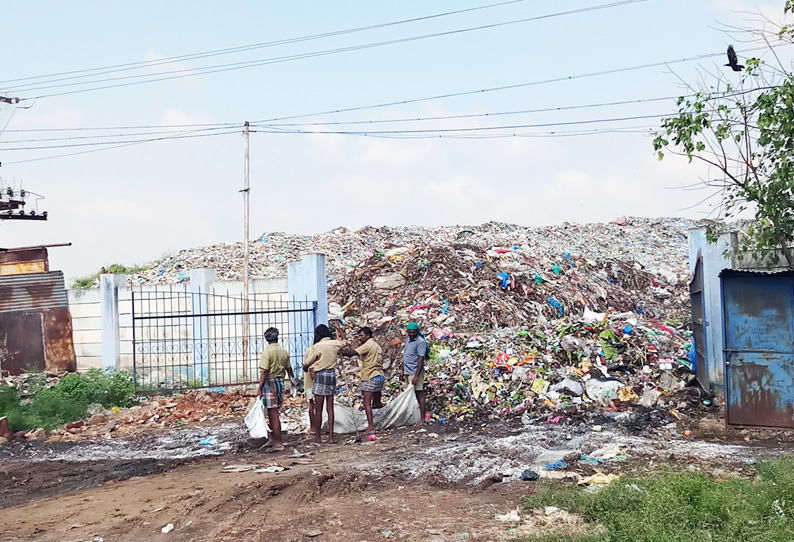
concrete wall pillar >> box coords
[689,228,732,394]
[287,254,327,373]
[101,273,128,371]
[190,268,217,385]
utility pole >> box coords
[0,96,20,104]
[242,121,251,382]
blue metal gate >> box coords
[722,271,794,427]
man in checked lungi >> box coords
[339,327,384,436]
[303,324,345,444]
[256,327,294,452]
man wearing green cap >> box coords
[403,321,428,423]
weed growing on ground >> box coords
[71,263,149,289]
[0,369,136,432]
[520,456,794,542]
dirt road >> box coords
[0,415,787,542]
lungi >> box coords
[360,375,385,392]
[262,378,285,409]
[312,368,337,396]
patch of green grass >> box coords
[71,263,150,289]
[519,456,794,542]
[0,369,136,432]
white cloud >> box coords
[355,137,439,168]
[159,108,214,127]
[8,105,83,130]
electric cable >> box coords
[0,0,530,86]
[10,1,651,99]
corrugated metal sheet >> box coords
[0,271,68,312]
[0,311,46,375]
[42,307,77,372]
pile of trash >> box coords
[331,305,705,426]
[122,216,702,424]
[128,217,692,292]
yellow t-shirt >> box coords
[259,343,290,379]
[304,338,344,372]
[356,338,383,381]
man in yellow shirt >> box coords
[340,327,383,436]
[256,327,294,452]
[303,324,345,444]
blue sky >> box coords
[0,0,789,280]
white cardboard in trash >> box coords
[320,386,421,434]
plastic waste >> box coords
[520,469,539,481]
[584,378,621,402]
[547,297,564,316]
[494,508,521,522]
[244,398,270,439]
[550,378,584,396]
[640,388,660,407]
[544,460,568,470]
[199,437,218,447]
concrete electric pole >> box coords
[242,121,252,381]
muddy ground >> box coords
[1,411,790,542]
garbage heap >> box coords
[129,217,692,290]
[322,218,699,422]
[130,217,702,423]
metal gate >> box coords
[132,287,316,392]
[723,271,794,428]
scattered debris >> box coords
[494,508,522,522]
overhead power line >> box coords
[2,86,766,137]
[0,125,235,144]
[0,95,677,142]
[0,113,667,152]
[252,46,782,125]
[0,0,528,87]
[9,0,651,99]
[251,113,670,136]
[0,128,240,152]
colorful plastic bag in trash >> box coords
[496,272,509,289]
[244,397,270,439]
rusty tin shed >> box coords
[0,244,76,376]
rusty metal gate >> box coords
[722,271,794,428]
[131,288,316,392]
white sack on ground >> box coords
[320,386,421,434]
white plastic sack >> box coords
[244,398,270,439]
[320,386,421,434]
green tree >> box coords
[653,3,794,268]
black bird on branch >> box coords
[725,45,744,71]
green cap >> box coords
[406,322,420,330]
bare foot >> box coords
[363,428,376,436]
[327,437,336,444]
